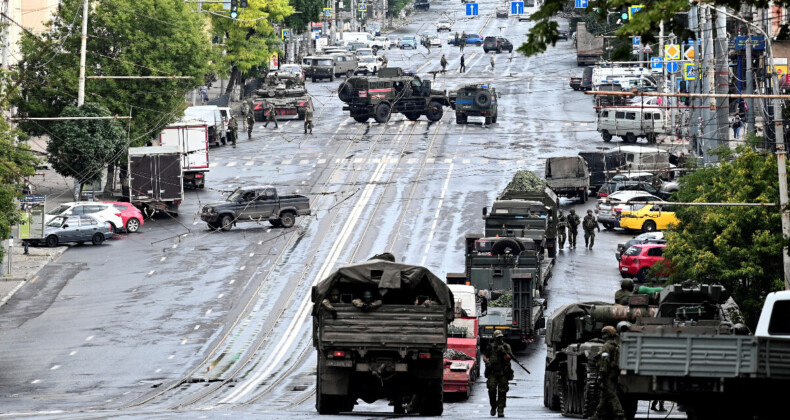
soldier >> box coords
[369,252,395,262]
[583,209,601,249]
[490,53,495,72]
[227,114,238,147]
[454,32,459,45]
[557,209,568,250]
[590,326,625,420]
[567,208,581,249]
[460,54,466,73]
[240,100,250,131]
[615,279,634,305]
[246,112,254,139]
[263,102,278,129]
[483,330,513,417]
[352,289,382,312]
[268,71,279,85]
[304,103,313,135]
[321,288,341,319]
[440,54,448,73]
[381,54,388,69]
[460,36,466,52]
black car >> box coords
[558,31,569,40]
[483,36,513,53]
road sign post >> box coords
[666,61,680,73]
[466,3,478,16]
[575,0,588,8]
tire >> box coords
[642,220,657,232]
[91,233,104,246]
[220,215,234,231]
[497,47,502,53]
[625,132,637,143]
[579,190,586,203]
[475,41,481,46]
[338,82,355,102]
[346,70,353,78]
[76,241,84,246]
[374,102,391,123]
[418,380,443,416]
[329,73,335,82]
[312,77,317,83]
[602,130,612,142]
[492,114,497,123]
[474,91,492,107]
[109,222,119,234]
[603,222,615,230]
[279,212,296,228]
[126,217,140,233]
[46,235,58,248]
[425,101,443,122]
[491,238,523,256]
[270,219,283,227]
[456,114,467,124]
[207,222,219,231]
[353,115,369,123]
[484,116,492,125]
[637,267,649,282]
[405,112,421,121]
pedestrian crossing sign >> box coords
[683,63,697,81]
[359,4,366,11]
[323,8,332,18]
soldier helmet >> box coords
[558,209,564,215]
[362,290,373,300]
[369,252,396,262]
[569,208,576,214]
[493,330,504,338]
[330,288,340,296]
[587,209,593,214]
[601,325,617,338]
[621,278,634,291]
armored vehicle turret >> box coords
[252,73,312,121]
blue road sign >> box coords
[359,4,366,11]
[575,0,588,7]
[651,56,663,70]
[666,61,680,73]
[466,3,478,16]
[632,36,640,45]
[511,1,524,15]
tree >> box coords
[663,147,786,328]
[204,0,293,95]
[284,0,322,31]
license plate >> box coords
[621,267,628,271]
[325,359,352,367]
[468,116,485,124]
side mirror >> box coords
[311,286,318,303]
[62,224,69,229]
[536,317,546,330]
[482,207,488,216]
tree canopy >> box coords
[14,0,214,146]
[663,147,786,327]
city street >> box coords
[0,1,682,418]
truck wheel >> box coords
[316,393,341,415]
[492,114,497,123]
[46,235,59,248]
[455,114,467,124]
[475,41,481,46]
[353,115,370,123]
[491,239,523,256]
[621,395,638,420]
[474,91,492,107]
[279,211,296,228]
[91,233,104,246]
[405,112,421,121]
[329,73,335,82]
[374,102,391,123]
[642,220,657,233]
[603,222,614,230]
[425,101,443,122]
[601,130,612,142]
[625,132,637,143]
[220,215,234,231]
[312,77,317,83]
[578,190,587,203]
[484,116,492,125]
[418,381,443,416]
[270,219,283,227]
[544,371,561,410]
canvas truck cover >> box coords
[546,302,608,345]
[546,156,586,179]
[312,259,455,323]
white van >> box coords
[338,32,375,48]
[605,146,675,176]
[592,66,654,88]
[184,105,227,146]
[597,107,667,143]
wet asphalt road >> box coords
[0,1,683,418]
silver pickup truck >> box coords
[200,186,310,231]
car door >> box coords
[61,215,81,242]
[79,216,100,241]
[255,188,279,219]
[645,246,664,268]
[237,190,258,220]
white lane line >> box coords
[218,294,224,299]
[318,159,326,164]
[421,163,455,266]
[155,368,162,373]
[31,379,41,384]
[239,266,246,271]
[281,160,292,165]
[463,159,471,164]
[249,253,255,257]
[85,336,94,341]
[408,158,417,164]
[227,161,237,167]
[229,279,235,285]
[205,309,213,316]
[480,159,488,164]
[245,160,254,166]
[69,351,77,356]
[181,339,188,345]
[160,257,167,262]
[444,158,452,164]
[168,354,175,360]
[427,158,435,163]
[210,162,218,168]
[300,159,309,165]
[194,325,201,330]
[50,365,60,370]
[148,270,155,276]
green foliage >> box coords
[205,0,293,77]
[489,294,512,308]
[46,104,127,188]
[389,0,412,17]
[14,0,213,146]
[663,147,785,328]
[284,0,322,31]
[503,170,547,193]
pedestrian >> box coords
[490,53,495,72]
[263,102,278,129]
[590,326,625,420]
[200,85,208,104]
[426,39,431,54]
[567,208,580,249]
[381,54,388,69]
[483,330,513,418]
[240,100,250,131]
[304,103,313,135]
[460,54,466,73]
[454,32,459,45]
[246,113,254,139]
[557,209,568,250]
[582,209,600,249]
[615,279,634,305]
[228,114,238,147]
[731,113,742,139]
[460,36,466,52]
[440,54,448,73]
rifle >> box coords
[493,344,531,375]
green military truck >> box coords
[337,67,452,123]
[311,258,454,415]
[449,84,499,125]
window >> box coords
[645,113,652,120]
[84,205,105,214]
[626,112,636,120]
[80,216,96,226]
[47,204,73,216]
[653,113,661,120]
[66,216,79,226]
[768,300,790,335]
[624,246,642,256]
[615,111,625,119]
[601,111,609,118]
[71,206,86,215]
[647,247,664,257]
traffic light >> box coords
[240,0,248,7]
[230,0,239,19]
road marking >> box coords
[51,365,60,370]
[148,270,155,276]
[227,161,237,167]
[85,336,94,341]
[408,158,417,164]
[244,160,254,166]
[69,351,77,356]
[31,379,41,384]
[155,368,162,373]
[480,159,488,164]
[463,159,470,164]
[181,339,188,345]
[160,257,166,262]
[427,157,435,163]
[210,163,218,168]
[249,253,254,257]
[194,325,201,330]
[172,244,178,249]
[318,158,326,164]
[229,279,235,285]
[205,309,212,316]
[281,160,292,165]
[30,275,39,283]
[239,266,246,271]
[300,159,309,165]
[444,158,452,164]
[421,163,454,266]
[218,294,224,299]
[168,354,175,360]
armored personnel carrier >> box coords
[337,67,451,123]
[251,74,312,121]
[449,84,498,125]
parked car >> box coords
[483,36,513,53]
[449,33,483,46]
[355,55,384,75]
[616,231,665,261]
[518,12,531,22]
[400,35,418,49]
[200,186,311,231]
[496,7,508,18]
[373,36,391,50]
[418,31,433,46]
[595,190,661,230]
[387,34,400,48]
[355,47,374,57]
[619,203,679,232]
[425,34,442,47]
[35,215,115,247]
[275,64,305,81]
[436,19,452,31]
[45,202,124,234]
[558,30,569,40]
[619,243,667,281]
[105,201,144,233]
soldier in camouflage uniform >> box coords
[304,103,313,134]
[227,115,238,147]
[321,288,341,318]
[263,102,278,128]
[615,279,634,305]
[352,289,382,312]
[567,208,581,249]
[583,209,600,249]
[590,326,625,420]
[557,209,568,250]
[483,330,513,417]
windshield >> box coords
[359,56,375,63]
[47,204,72,215]
[227,189,244,202]
[403,36,415,41]
[388,35,398,40]
[314,59,333,66]
[47,216,67,227]
[357,50,372,55]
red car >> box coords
[619,243,667,282]
[105,202,144,233]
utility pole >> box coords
[1,0,8,69]
[745,4,754,136]
[688,5,700,146]
[715,7,729,151]
[78,0,89,107]
[701,6,714,164]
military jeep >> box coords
[337,67,451,123]
[449,84,498,124]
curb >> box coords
[0,246,68,308]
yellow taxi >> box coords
[618,203,679,232]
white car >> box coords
[436,19,452,32]
[373,36,391,50]
[356,56,384,75]
[426,34,442,47]
[355,48,375,57]
[45,202,125,233]
[518,12,531,22]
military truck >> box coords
[306,54,357,82]
[449,235,553,350]
[484,170,559,258]
[449,84,498,125]
[251,74,312,121]
[337,67,451,123]
[545,156,590,203]
[311,259,454,415]
[415,0,430,10]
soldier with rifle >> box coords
[590,326,625,420]
[483,330,514,417]
[557,209,568,250]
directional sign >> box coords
[359,3,366,11]
[632,36,640,46]
[628,4,644,19]
[575,0,588,8]
[664,44,680,61]
[323,8,332,18]
[683,44,695,60]
[466,3,478,16]
[651,56,663,70]
[735,35,766,50]
[683,63,697,80]
[665,61,680,73]
[511,1,524,15]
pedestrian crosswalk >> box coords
[208,155,536,168]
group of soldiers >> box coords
[225,99,314,144]
[557,208,601,249]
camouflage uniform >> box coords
[352,290,382,312]
[557,210,568,249]
[240,101,250,130]
[246,114,254,139]
[321,288,341,319]
[440,55,448,73]
[484,331,513,417]
[567,209,581,248]
[591,327,625,420]
[304,105,313,134]
[583,210,600,249]
[263,102,278,128]
[227,116,238,146]
[614,279,634,305]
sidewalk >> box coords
[0,244,68,307]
